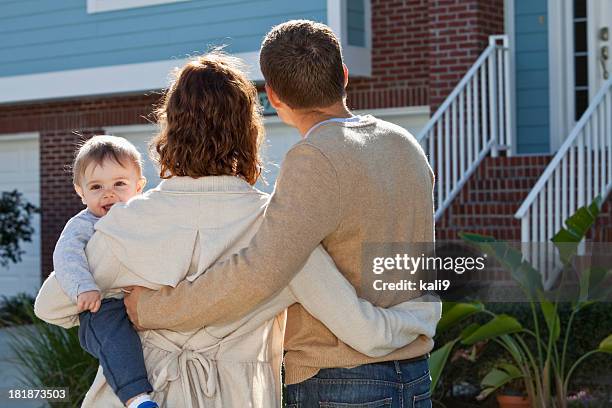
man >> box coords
[125,20,439,405]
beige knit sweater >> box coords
[136,115,441,384]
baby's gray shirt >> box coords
[53,209,101,303]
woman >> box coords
[34,52,439,407]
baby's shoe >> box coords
[127,394,158,408]
[136,402,158,408]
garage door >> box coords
[258,118,301,193]
[0,133,41,298]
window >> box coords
[347,0,366,47]
[573,0,589,120]
[87,0,190,14]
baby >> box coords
[53,135,157,408]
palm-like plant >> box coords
[430,197,612,408]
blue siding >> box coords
[515,0,550,154]
[0,0,326,77]
[347,0,365,47]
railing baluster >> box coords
[587,109,599,199]
[473,71,480,158]
[531,196,538,243]
[554,168,560,235]
[547,177,553,240]
[521,209,530,243]
[429,129,434,172]
[578,130,585,208]
[570,143,576,215]
[539,184,545,242]
[561,155,568,222]
[444,110,451,198]
[437,123,443,208]
[467,81,473,167]
[497,46,505,150]
[459,90,465,178]
[452,100,458,190]
[597,99,607,195]
[488,50,498,156]
[503,36,512,152]
[481,63,488,148]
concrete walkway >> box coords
[0,326,48,408]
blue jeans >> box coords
[285,357,432,408]
[78,298,153,404]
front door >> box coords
[587,0,612,99]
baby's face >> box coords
[75,159,145,217]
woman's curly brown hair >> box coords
[151,51,264,184]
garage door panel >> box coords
[0,135,40,298]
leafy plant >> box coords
[6,303,98,407]
[0,189,39,267]
[430,196,612,408]
[0,292,35,327]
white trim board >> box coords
[0,51,263,105]
[87,0,190,14]
[104,124,158,135]
[548,0,574,152]
[504,0,517,155]
[0,132,40,142]
[327,0,372,76]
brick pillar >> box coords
[428,0,504,111]
[40,130,101,276]
[347,0,430,110]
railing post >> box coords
[521,212,529,243]
[503,35,514,156]
[488,37,499,157]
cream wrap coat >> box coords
[34,176,440,407]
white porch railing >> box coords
[418,35,513,221]
[514,77,612,288]
[515,76,612,243]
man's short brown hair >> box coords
[260,20,345,109]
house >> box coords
[0,0,610,298]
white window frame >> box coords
[327,0,372,77]
[87,0,190,14]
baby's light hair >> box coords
[72,135,144,186]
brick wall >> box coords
[347,0,504,112]
[347,0,430,109]
[0,94,160,276]
[427,0,504,110]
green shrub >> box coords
[0,189,39,267]
[7,303,98,407]
[0,292,35,327]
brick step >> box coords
[477,165,549,178]
[471,179,543,190]
[443,217,519,228]
[437,229,521,241]
[448,203,520,215]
